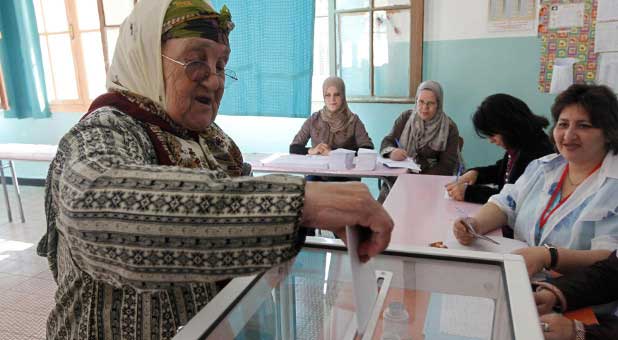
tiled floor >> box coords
[0,185,54,340]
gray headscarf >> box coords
[399,80,451,159]
[320,76,355,135]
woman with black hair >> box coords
[446,93,554,204]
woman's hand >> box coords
[389,148,407,161]
[302,182,394,262]
[452,217,477,245]
[513,246,550,277]
[308,143,331,155]
[445,182,467,201]
[534,289,558,315]
[539,314,576,340]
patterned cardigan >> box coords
[39,106,306,340]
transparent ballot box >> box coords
[174,238,543,340]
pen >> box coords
[455,163,464,182]
[394,138,402,149]
[455,207,500,245]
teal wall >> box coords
[0,36,557,180]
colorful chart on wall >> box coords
[538,0,598,93]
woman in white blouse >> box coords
[453,84,618,277]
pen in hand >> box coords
[394,138,402,149]
[455,207,500,245]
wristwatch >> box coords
[543,244,559,270]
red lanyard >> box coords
[539,162,602,230]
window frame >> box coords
[34,0,136,113]
[326,0,423,103]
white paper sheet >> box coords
[595,21,618,53]
[260,154,330,169]
[445,236,528,254]
[597,0,618,22]
[597,52,618,93]
[550,58,579,94]
[377,156,421,172]
[345,226,378,337]
[439,294,494,339]
[549,3,585,29]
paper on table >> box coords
[439,294,494,339]
[261,154,330,169]
[345,226,378,337]
[377,156,421,172]
[444,237,528,254]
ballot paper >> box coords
[345,226,378,337]
[377,156,421,172]
[329,148,355,170]
[260,153,329,169]
[355,148,377,171]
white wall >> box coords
[423,0,537,42]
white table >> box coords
[0,143,57,222]
[383,174,501,248]
[243,152,409,179]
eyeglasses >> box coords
[162,54,238,86]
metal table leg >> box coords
[8,161,25,222]
[0,160,13,222]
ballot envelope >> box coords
[173,237,543,340]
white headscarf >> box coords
[399,80,451,159]
[106,0,216,110]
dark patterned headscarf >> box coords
[162,0,234,45]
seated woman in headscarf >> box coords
[290,76,374,156]
[36,1,393,339]
[381,80,460,174]
[378,80,460,201]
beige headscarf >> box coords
[106,0,217,110]
[320,76,355,134]
[399,80,451,159]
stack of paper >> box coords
[355,148,377,171]
[262,154,329,169]
[377,156,421,173]
[329,148,355,170]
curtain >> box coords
[0,0,50,119]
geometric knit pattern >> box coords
[39,107,306,340]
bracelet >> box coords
[533,281,568,312]
[573,320,585,340]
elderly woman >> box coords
[446,94,554,204]
[36,1,393,339]
[290,76,373,156]
[381,80,460,175]
[453,84,618,277]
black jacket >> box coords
[551,251,618,340]
[464,137,554,204]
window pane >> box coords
[33,0,45,33]
[373,10,410,97]
[47,34,79,100]
[39,37,57,100]
[312,17,330,105]
[335,0,369,10]
[337,13,370,96]
[105,27,120,61]
[316,0,329,17]
[41,0,69,33]
[80,32,107,99]
[374,0,410,7]
[75,0,101,31]
[103,0,134,26]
